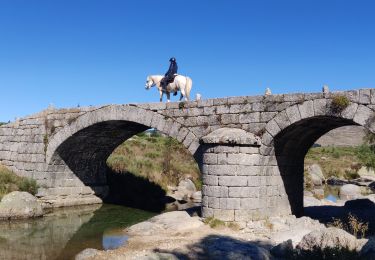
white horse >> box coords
[145,75,192,102]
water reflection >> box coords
[0,204,155,260]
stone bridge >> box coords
[1,88,375,223]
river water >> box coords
[0,204,156,260]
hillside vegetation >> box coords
[0,164,38,199]
[107,131,201,191]
[305,145,375,180]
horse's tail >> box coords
[185,76,192,101]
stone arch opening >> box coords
[274,116,359,217]
[43,105,202,209]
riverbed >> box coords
[0,204,156,260]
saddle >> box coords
[161,74,178,95]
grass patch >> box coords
[328,213,369,238]
[107,132,201,192]
[0,165,38,200]
[203,217,226,228]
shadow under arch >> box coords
[274,116,359,217]
[47,117,203,211]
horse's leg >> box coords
[179,93,183,101]
[180,88,186,101]
[159,90,163,102]
[166,92,171,102]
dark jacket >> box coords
[165,61,178,77]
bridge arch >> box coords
[44,105,201,204]
[262,100,375,216]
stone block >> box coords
[240,198,260,210]
[197,99,214,107]
[213,209,235,221]
[213,98,228,106]
[208,196,220,208]
[265,119,281,137]
[203,153,217,164]
[285,105,301,124]
[208,165,236,176]
[359,89,371,104]
[260,112,277,122]
[239,147,259,154]
[247,176,261,186]
[209,145,239,153]
[202,207,214,218]
[220,198,241,210]
[227,153,261,166]
[313,99,327,116]
[219,176,248,186]
[273,110,290,130]
[239,112,260,123]
[261,131,273,146]
[237,165,261,176]
[202,196,208,207]
[202,185,228,197]
[229,187,260,198]
[217,153,228,164]
[203,106,216,115]
[203,175,218,186]
[353,105,374,126]
[220,114,239,124]
[215,105,230,114]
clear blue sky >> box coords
[0,0,374,122]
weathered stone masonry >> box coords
[1,88,375,222]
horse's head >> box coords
[145,76,154,90]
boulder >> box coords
[327,177,348,186]
[191,191,202,202]
[306,164,325,186]
[138,252,179,260]
[271,239,293,257]
[269,216,325,246]
[303,196,322,207]
[297,227,361,251]
[197,235,271,260]
[312,188,324,199]
[339,184,361,200]
[0,191,43,220]
[170,179,197,201]
[126,211,203,236]
[75,248,100,260]
[358,166,375,177]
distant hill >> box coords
[315,126,366,147]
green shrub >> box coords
[356,144,375,169]
[0,165,39,199]
[330,95,350,114]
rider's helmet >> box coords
[169,57,176,62]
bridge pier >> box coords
[200,128,292,224]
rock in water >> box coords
[75,248,100,260]
[339,184,361,200]
[297,227,361,251]
[126,211,203,236]
[0,191,43,220]
[306,164,325,186]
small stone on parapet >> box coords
[322,85,329,95]
[200,128,261,146]
[265,88,271,96]
[196,93,202,101]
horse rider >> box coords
[160,57,178,95]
